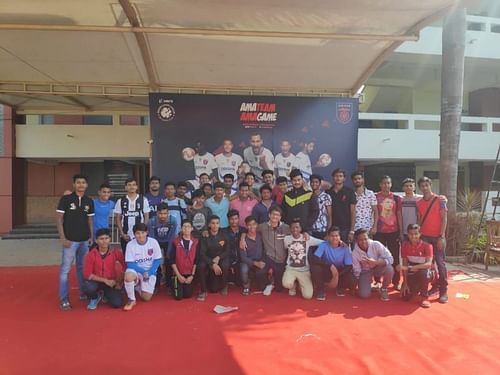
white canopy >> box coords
[0,0,463,111]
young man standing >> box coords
[312,226,354,301]
[327,168,357,243]
[92,183,114,240]
[252,184,278,224]
[274,140,297,178]
[282,220,323,299]
[145,176,164,219]
[148,203,177,288]
[201,183,213,199]
[193,141,217,179]
[310,174,332,239]
[352,228,394,301]
[241,206,291,295]
[400,178,421,241]
[230,182,258,226]
[244,172,260,198]
[243,133,274,182]
[123,223,162,311]
[399,224,434,308]
[273,176,289,206]
[240,216,267,295]
[374,175,402,288]
[162,181,187,234]
[56,174,95,311]
[171,220,198,300]
[83,228,125,309]
[188,190,212,238]
[281,169,319,234]
[295,141,315,184]
[215,139,243,181]
[205,182,230,229]
[416,176,448,304]
[351,171,378,235]
[176,181,192,207]
[114,178,150,254]
[197,215,230,301]
[223,209,244,286]
[261,169,275,190]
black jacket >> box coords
[281,187,319,233]
[198,231,230,265]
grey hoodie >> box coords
[352,239,393,278]
[257,222,291,263]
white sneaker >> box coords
[263,284,274,296]
[288,286,297,296]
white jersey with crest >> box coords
[193,152,216,177]
[243,147,275,182]
[215,153,243,181]
[275,153,297,178]
[125,237,162,272]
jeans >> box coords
[357,264,394,299]
[373,231,400,286]
[240,262,268,290]
[82,280,123,308]
[402,269,433,300]
[421,235,448,293]
[264,257,286,291]
[311,263,355,294]
[59,241,89,303]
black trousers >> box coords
[120,238,130,256]
[310,263,355,293]
[198,258,230,293]
[403,269,433,300]
[172,274,194,300]
[83,280,123,308]
[373,231,400,286]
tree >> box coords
[440,7,466,254]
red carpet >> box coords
[0,266,499,375]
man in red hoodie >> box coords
[83,228,125,309]
[171,220,198,300]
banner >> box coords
[149,93,358,187]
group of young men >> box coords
[56,166,448,312]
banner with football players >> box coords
[149,93,358,187]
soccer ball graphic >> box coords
[318,153,332,167]
[182,147,195,161]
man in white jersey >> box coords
[193,141,216,178]
[295,141,315,183]
[123,223,162,311]
[215,139,243,181]
[243,133,274,182]
[275,140,297,178]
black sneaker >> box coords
[60,301,72,311]
[336,288,346,297]
[242,288,250,296]
[197,292,207,301]
[428,285,439,296]
[316,291,326,301]
[439,292,448,304]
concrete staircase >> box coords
[1,224,59,240]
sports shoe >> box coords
[220,286,229,296]
[380,288,390,302]
[263,284,274,296]
[428,285,439,296]
[242,288,250,296]
[316,291,326,301]
[420,297,431,308]
[336,288,346,297]
[60,301,72,311]
[197,292,207,301]
[288,286,297,296]
[371,281,382,291]
[439,292,448,304]
[87,294,102,310]
[123,299,136,311]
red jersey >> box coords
[83,247,125,280]
[273,186,284,206]
[375,192,401,233]
[416,194,447,237]
[401,240,433,265]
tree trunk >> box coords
[440,7,466,255]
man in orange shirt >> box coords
[416,177,448,304]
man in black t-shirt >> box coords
[56,174,95,311]
[327,168,357,243]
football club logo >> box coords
[336,102,353,124]
[147,248,154,256]
[287,162,291,167]
[203,159,208,165]
[218,240,225,247]
[232,161,236,166]
[157,103,175,122]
